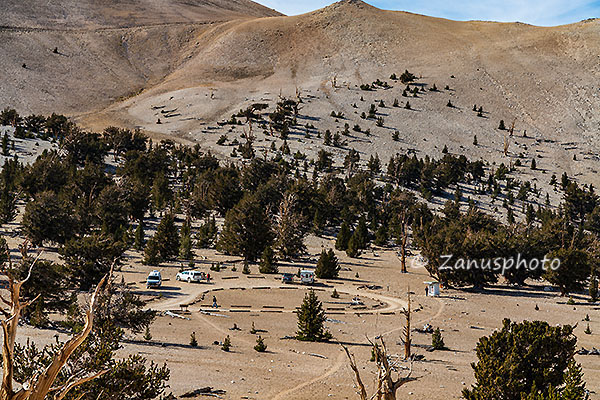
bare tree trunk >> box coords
[0,245,108,400]
[341,336,416,400]
[401,291,411,360]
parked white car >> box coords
[176,270,206,283]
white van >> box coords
[300,270,315,284]
[146,270,162,288]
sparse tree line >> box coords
[1,107,598,297]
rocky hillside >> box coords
[3,0,600,187]
[0,0,281,114]
[96,0,600,189]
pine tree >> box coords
[531,158,537,170]
[151,173,172,211]
[259,245,278,274]
[312,209,324,236]
[463,319,580,400]
[222,335,231,351]
[217,194,273,262]
[374,224,388,246]
[353,217,369,249]
[368,153,381,174]
[134,222,145,251]
[179,218,193,260]
[196,215,217,248]
[315,249,340,279]
[507,207,515,224]
[144,326,152,341]
[30,299,49,328]
[1,133,9,156]
[296,290,332,342]
[274,194,306,259]
[153,213,180,261]
[346,234,359,258]
[473,135,478,146]
[324,130,332,146]
[561,172,570,189]
[442,144,448,154]
[335,221,351,251]
[143,236,161,266]
[0,184,16,225]
[254,336,267,352]
[190,331,198,347]
[583,324,591,334]
[589,273,598,302]
[432,327,445,350]
[544,248,590,295]
[561,361,588,400]
[242,261,251,275]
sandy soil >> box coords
[14,233,600,400]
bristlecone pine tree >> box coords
[590,273,598,302]
[346,233,360,258]
[273,194,306,259]
[217,194,273,262]
[134,222,145,251]
[259,245,277,274]
[143,213,180,265]
[335,221,351,251]
[296,290,332,342]
[179,218,193,260]
[463,319,582,400]
[222,335,231,352]
[432,327,445,350]
[315,249,339,279]
[544,248,590,295]
[560,360,589,399]
[254,336,267,352]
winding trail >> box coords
[271,350,346,400]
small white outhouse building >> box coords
[424,281,440,297]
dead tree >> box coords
[509,118,516,137]
[0,247,107,400]
[342,337,416,400]
[400,290,411,360]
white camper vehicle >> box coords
[300,270,315,284]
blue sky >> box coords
[255,0,600,26]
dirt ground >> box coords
[14,233,600,400]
